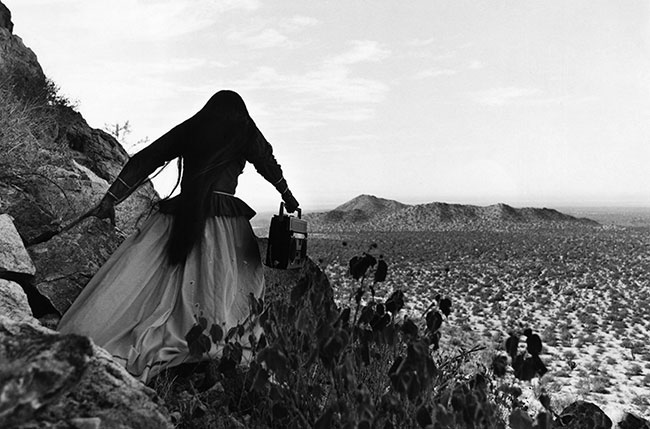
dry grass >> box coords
[0,70,72,177]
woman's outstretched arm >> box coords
[89,120,189,220]
[244,124,299,212]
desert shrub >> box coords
[562,350,576,361]
[554,369,571,378]
[591,376,612,394]
[541,327,558,348]
[168,247,534,428]
[558,327,572,345]
[631,395,650,407]
[585,359,600,374]
[626,363,643,377]
[248,268,480,427]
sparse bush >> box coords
[542,328,558,348]
[631,395,650,408]
[554,369,571,378]
[161,246,520,428]
[563,350,576,361]
[591,376,612,394]
[585,360,601,374]
[626,363,644,377]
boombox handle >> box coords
[279,202,301,219]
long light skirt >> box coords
[58,212,264,383]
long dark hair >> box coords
[165,90,253,265]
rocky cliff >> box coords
[0,2,157,316]
[0,4,177,426]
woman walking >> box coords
[58,90,299,382]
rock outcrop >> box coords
[0,315,173,429]
[0,6,42,89]
[0,1,12,33]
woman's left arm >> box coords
[244,124,300,212]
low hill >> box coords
[307,195,598,232]
[332,194,409,214]
[322,194,409,224]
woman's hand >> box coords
[88,196,116,226]
[282,189,300,213]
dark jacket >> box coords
[107,120,288,219]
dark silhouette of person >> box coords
[59,90,299,382]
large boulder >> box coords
[0,315,173,428]
[554,401,612,429]
[0,155,157,246]
[28,217,125,316]
[0,181,59,247]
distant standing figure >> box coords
[58,90,299,382]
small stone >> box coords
[0,214,36,277]
[0,279,34,323]
[70,417,102,429]
[619,413,650,429]
[169,411,181,423]
[228,415,248,429]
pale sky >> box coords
[6,0,650,211]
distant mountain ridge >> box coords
[307,195,599,232]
